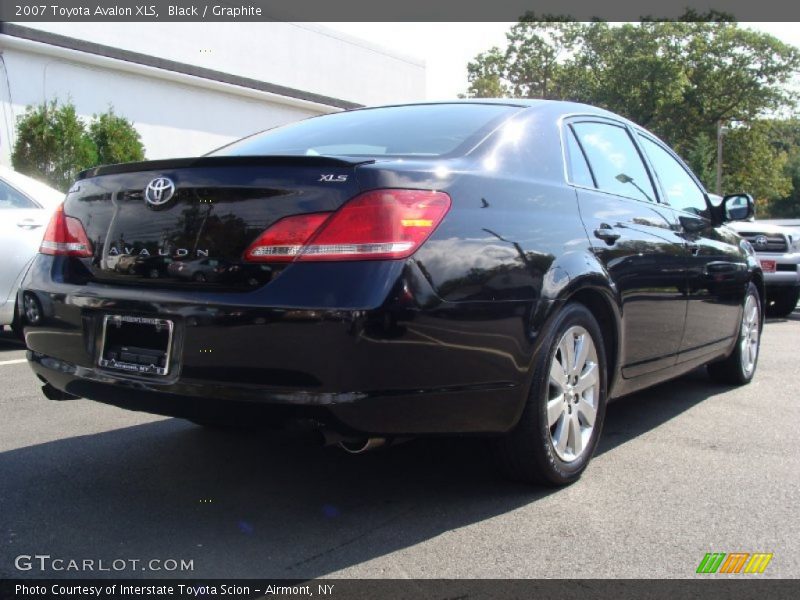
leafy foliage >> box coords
[89,107,145,166]
[723,121,791,202]
[759,119,800,217]
[11,100,145,191]
[465,17,800,212]
[11,100,96,192]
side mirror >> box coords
[722,193,754,222]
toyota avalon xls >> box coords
[19,100,763,485]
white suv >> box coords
[726,220,800,317]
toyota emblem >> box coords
[753,235,768,249]
[144,177,176,206]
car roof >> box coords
[353,98,623,120]
[0,166,64,208]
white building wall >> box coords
[0,43,324,163]
[0,23,426,166]
[21,22,426,108]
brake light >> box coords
[244,213,331,262]
[243,189,451,263]
[39,204,93,257]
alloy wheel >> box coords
[23,294,41,325]
[547,326,599,462]
[740,293,760,377]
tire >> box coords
[494,303,607,486]
[765,287,799,318]
[707,282,761,385]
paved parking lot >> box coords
[1,309,798,579]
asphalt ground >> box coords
[0,308,798,579]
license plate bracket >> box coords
[98,315,174,376]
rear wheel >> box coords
[708,282,761,385]
[23,293,43,326]
[765,287,799,318]
[494,303,607,486]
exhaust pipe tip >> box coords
[319,428,412,454]
[338,437,387,454]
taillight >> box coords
[244,213,331,262]
[39,203,93,257]
[243,189,451,263]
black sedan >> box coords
[19,100,763,485]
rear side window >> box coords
[565,126,595,188]
[0,179,37,209]
[638,135,708,216]
[211,104,521,158]
[572,122,656,203]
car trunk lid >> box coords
[64,156,371,290]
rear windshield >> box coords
[210,103,521,158]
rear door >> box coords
[635,133,745,359]
[567,119,690,377]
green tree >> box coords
[503,18,582,99]
[11,101,146,192]
[769,153,800,217]
[684,132,716,190]
[466,47,509,98]
[722,121,791,201]
[464,17,800,204]
[89,107,145,166]
[11,99,96,192]
[759,119,800,217]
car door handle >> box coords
[685,242,700,255]
[17,219,44,229]
[593,224,621,245]
[707,261,736,274]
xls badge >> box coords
[319,174,348,182]
[144,177,176,206]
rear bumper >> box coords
[20,256,533,435]
[26,351,521,435]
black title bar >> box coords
[3,0,800,22]
[3,579,800,600]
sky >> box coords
[323,22,800,100]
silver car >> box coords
[0,167,63,334]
